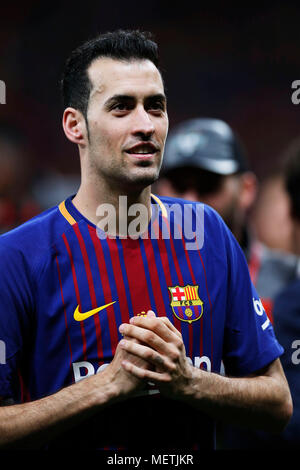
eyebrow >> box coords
[104,93,167,109]
[145,94,167,104]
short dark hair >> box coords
[282,138,300,220]
[61,29,160,122]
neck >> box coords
[72,176,152,237]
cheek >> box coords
[88,123,117,152]
[159,119,169,143]
[93,120,128,148]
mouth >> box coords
[125,142,159,159]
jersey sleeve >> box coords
[0,241,34,398]
[221,224,284,377]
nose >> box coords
[131,105,155,138]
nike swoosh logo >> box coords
[74,301,116,321]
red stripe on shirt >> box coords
[106,238,131,325]
[120,238,152,315]
[141,236,167,316]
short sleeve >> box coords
[0,242,33,397]
[222,226,284,376]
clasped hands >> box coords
[118,310,193,397]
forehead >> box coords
[87,57,165,100]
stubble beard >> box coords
[88,144,162,194]
[221,197,243,240]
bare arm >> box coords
[0,340,149,448]
[180,358,292,432]
[0,372,112,448]
[119,314,293,433]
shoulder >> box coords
[154,194,225,228]
[154,194,236,255]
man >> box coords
[0,30,292,450]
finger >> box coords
[120,323,168,353]
[119,339,176,371]
[129,316,182,345]
[119,323,182,361]
[158,316,182,338]
[145,311,181,339]
[121,359,171,383]
[146,310,156,318]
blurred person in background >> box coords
[270,138,300,448]
[156,117,299,449]
[251,170,293,254]
[156,117,299,322]
[0,122,41,233]
[156,118,255,248]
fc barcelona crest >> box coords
[168,285,203,323]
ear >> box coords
[239,171,258,211]
[62,107,86,145]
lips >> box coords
[125,142,159,156]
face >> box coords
[157,172,244,236]
[84,57,168,192]
[197,175,242,228]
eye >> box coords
[111,103,127,111]
[152,101,164,109]
[110,101,135,116]
[147,100,166,114]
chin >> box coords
[126,169,160,191]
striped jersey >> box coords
[0,194,283,449]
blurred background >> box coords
[0,0,299,244]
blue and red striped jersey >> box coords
[0,194,283,449]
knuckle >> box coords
[145,348,154,360]
[163,317,171,326]
[175,336,184,349]
[145,331,156,343]
[163,373,172,383]
[171,349,180,361]
[167,361,177,372]
[155,354,165,367]
[149,318,161,333]
[169,344,180,360]
[167,346,176,359]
